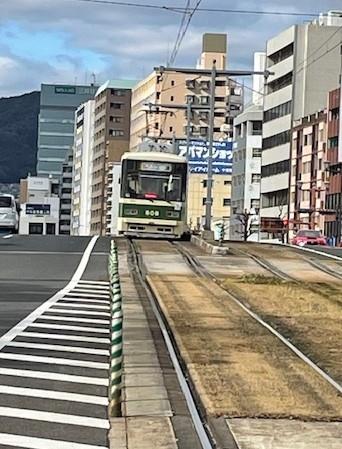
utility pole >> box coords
[155,65,272,232]
[205,62,217,231]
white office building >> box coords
[19,176,60,235]
[105,162,121,236]
[71,100,95,236]
[230,53,265,241]
[260,10,342,233]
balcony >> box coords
[186,79,196,89]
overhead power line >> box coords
[71,0,322,17]
[168,0,191,66]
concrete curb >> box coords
[191,234,229,255]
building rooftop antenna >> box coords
[91,73,96,86]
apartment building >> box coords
[71,100,95,236]
[90,80,136,235]
[289,111,328,235]
[105,162,121,236]
[230,104,263,240]
[260,11,342,233]
[325,87,342,242]
[130,33,243,231]
[37,83,98,177]
[59,150,73,235]
[230,53,265,241]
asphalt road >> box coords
[0,235,111,448]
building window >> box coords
[200,96,210,105]
[154,122,159,130]
[111,89,125,96]
[223,198,231,206]
[224,180,231,185]
[328,136,338,148]
[110,116,123,123]
[203,180,207,188]
[301,190,310,201]
[46,223,56,235]
[156,92,161,100]
[263,130,290,150]
[268,42,294,66]
[252,174,261,183]
[263,101,292,123]
[200,127,208,136]
[267,72,292,94]
[251,199,260,209]
[62,188,72,194]
[261,159,290,177]
[261,189,288,208]
[202,197,206,206]
[215,96,225,102]
[109,129,124,137]
[186,95,195,104]
[169,126,173,132]
[215,80,226,87]
[110,103,122,109]
[29,223,43,235]
[330,107,339,121]
[170,96,174,101]
[252,148,262,157]
[252,121,262,135]
[171,80,175,86]
[302,161,311,174]
[304,134,312,146]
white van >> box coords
[0,194,19,234]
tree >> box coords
[235,209,259,242]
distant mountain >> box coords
[0,91,40,183]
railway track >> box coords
[173,241,342,396]
[128,239,215,449]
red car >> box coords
[292,230,327,247]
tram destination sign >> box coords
[177,140,233,174]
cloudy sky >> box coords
[0,0,341,96]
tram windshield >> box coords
[121,159,186,202]
[125,173,182,201]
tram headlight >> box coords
[125,208,138,216]
[167,210,180,219]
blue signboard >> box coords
[177,140,233,174]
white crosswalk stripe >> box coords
[29,323,109,333]
[20,332,109,344]
[0,368,108,385]
[48,308,111,317]
[6,341,109,356]
[0,385,108,405]
[37,315,110,325]
[51,303,110,310]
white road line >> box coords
[78,280,108,285]
[2,234,13,239]
[58,297,110,305]
[29,323,109,334]
[6,341,109,356]
[0,236,99,352]
[47,308,110,317]
[37,315,109,325]
[20,332,109,344]
[0,407,109,429]
[52,303,110,310]
[0,353,108,369]
[0,433,107,449]
[0,385,108,405]
[0,368,108,385]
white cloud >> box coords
[1,0,342,95]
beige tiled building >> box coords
[90,80,136,235]
[130,33,243,231]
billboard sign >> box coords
[26,204,51,216]
[177,140,233,174]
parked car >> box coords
[0,194,19,234]
[292,230,327,247]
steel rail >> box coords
[174,242,342,395]
[128,239,214,449]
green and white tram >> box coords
[117,151,189,239]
